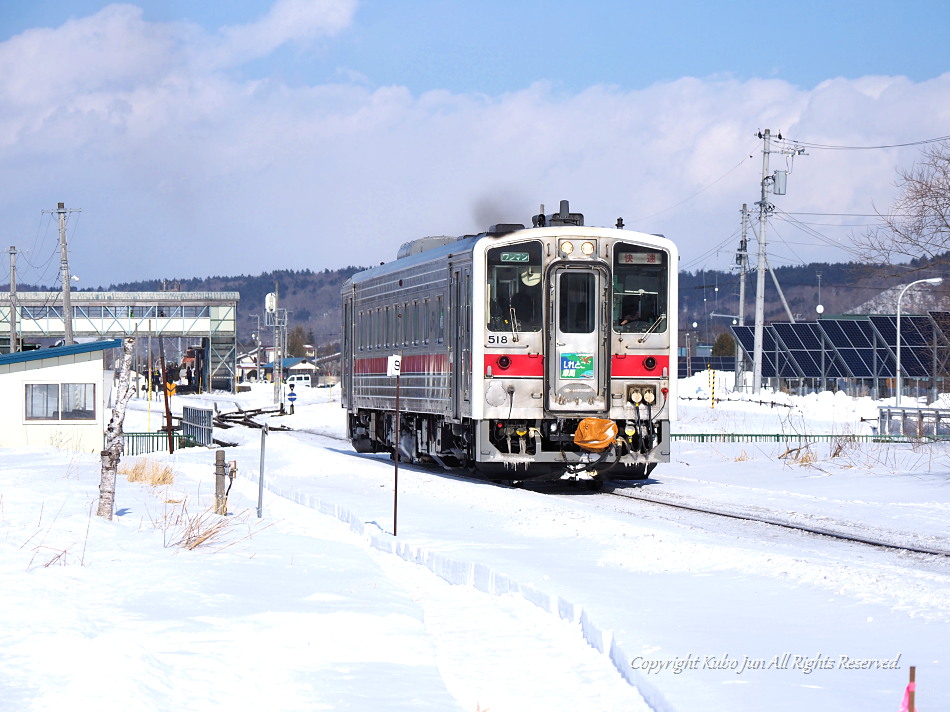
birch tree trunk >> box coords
[97,337,136,520]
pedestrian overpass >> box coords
[1,291,240,392]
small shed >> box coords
[0,339,121,453]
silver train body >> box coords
[341,201,678,480]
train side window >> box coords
[436,295,444,343]
[385,306,392,348]
[613,245,668,333]
[412,301,420,345]
[422,299,430,344]
[486,241,543,332]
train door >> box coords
[546,265,609,413]
[459,266,472,407]
[341,293,353,407]
[448,266,462,421]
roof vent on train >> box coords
[531,199,584,227]
[487,223,526,236]
[396,235,458,259]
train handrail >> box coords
[669,433,949,444]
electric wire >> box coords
[630,149,757,224]
[777,134,950,151]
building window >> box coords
[25,383,96,421]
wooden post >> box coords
[158,335,175,454]
[214,450,227,515]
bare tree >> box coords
[97,336,136,520]
[857,141,950,273]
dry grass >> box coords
[158,498,272,551]
[778,444,818,465]
[121,459,175,486]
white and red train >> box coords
[341,200,678,481]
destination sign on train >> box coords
[500,252,530,262]
[617,252,661,264]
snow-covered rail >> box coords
[605,486,950,558]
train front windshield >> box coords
[613,245,668,333]
[486,241,543,332]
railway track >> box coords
[604,484,950,558]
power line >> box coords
[778,134,950,151]
[631,150,757,223]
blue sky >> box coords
[1,0,949,291]
[3,1,946,93]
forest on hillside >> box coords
[4,250,944,352]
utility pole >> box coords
[58,202,75,344]
[8,246,17,354]
[43,202,80,345]
[752,131,773,394]
[735,205,749,387]
[750,131,805,393]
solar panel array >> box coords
[816,319,890,378]
[727,313,950,382]
[679,355,735,379]
[868,315,936,378]
[772,322,847,378]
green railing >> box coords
[670,433,950,444]
[116,432,200,456]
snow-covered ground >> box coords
[2,377,947,712]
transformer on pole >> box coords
[751,131,805,394]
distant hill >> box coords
[101,267,363,348]
[5,253,946,350]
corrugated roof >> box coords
[0,339,123,366]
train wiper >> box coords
[509,307,521,342]
[637,313,667,343]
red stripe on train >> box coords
[611,354,670,377]
[484,353,544,377]
[482,354,669,378]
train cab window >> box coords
[613,245,668,333]
[558,272,596,334]
[486,241,543,332]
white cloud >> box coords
[1,4,948,287]
[210,0,357,68]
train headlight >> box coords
[560,240,575,255]
[581,241,595,255]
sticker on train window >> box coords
[500,252,530,262]
[617,252,661,264]
[560,353,594,379]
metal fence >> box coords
[878,406,950,438]
[119,432,199,456]
[182,405,215,446]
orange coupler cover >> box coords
[573,418,619,452]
